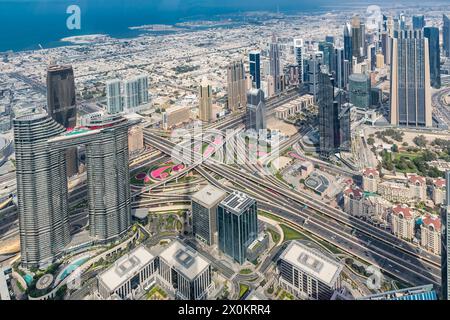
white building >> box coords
[378,181,411,203]
[278,241,343,300]
[420,214,441,255]
[362,168,379,193]
[343,187,364,217]
[123,75,149,111]
[432,178,446,206]
[408,175,426,202]
[97,246,157,300]
[158,240,213,300]
[391,205,415,241]
[106,80,123,114]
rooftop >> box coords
[363,167,379,177]
[422,214,441,230]
[219,191,256,215]
[98,246,155,292]
[159,240,210,280]
[279,241,343,287]
[192,185,227,208]
[392,205,414,219]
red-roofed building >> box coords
[343,187,364,217]
[362,168,379,193]
[420,214,441,255]
[391,205,415,241]
[432,178,446,206]
[408,175,426,202]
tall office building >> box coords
[424,27,441,89]
[319,41,335,73]
[442,171,450,300]
[123,75,149,111]
[249,51,261,89]
[339,103,353,152]
[246,89,266,132]
[106,80,123,114]
[445,15,450,58]
[351,16,365,61]
[307,53,323,102]
[412,15,425,30]
[344,23,353,62]
[217,192,258,265]
[294,39,304,83]
[269,35,281,93]
[349,73,371,109]
[191,185,227,246]
[381,31,391,66]
[13,114,70,268]
[199,78,212,121]
[227,61,247,113]
[318,67,341,158]
[46,64,78,177]
[390,29,432,127]
[334,48,348,89]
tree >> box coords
[367,137,375,145]
[391,144,399,153]
[413,135,427,148]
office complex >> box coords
[191,185,227,245]
[348,73,371,109]
[424,27,441,89]
[306,53,323,101]
[390,28,432,127]
[123,75,149,111]
[318,68,341,158]
[319,41,335,73]
[158,240,213,300]
[106,80,123,114]
[46,64,78,177]
[444,14,450,57]
[351,16,365,62]
[278,241,343,300]
[412,15,425,30]
[97,246,157,300]
[199,78,213,121]
[246,88,266,132]
[343,23,353,62]
[249,51,261,89]
[217,192,258,264]
[227,61,247,112]
[13,114,135,267]
[294,39,304,83]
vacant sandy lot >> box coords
[267,116,298,137]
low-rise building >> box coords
[362,168,379,193]
[420,214,441,255]
[408,175,426,202]
[128,125,144,154]
[162,105,190,130]
[391,205,415,241]
[343,187,364,217]
[97,246,157,300]
[432,178,446,206]
[277,241,343,300]
[158,240,213,300]
[363,195,392,222]
[378,181,411,203]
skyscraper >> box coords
[106,80,123,114]
[249,51,261,89]
[381,31,391,66]
[13,114,70,268]
[217,192,258,265]
[294,39,304,84]
[269,35,281,93]
[444,15,450,58]
[46,64,78,177]
[424,27,442,89]
[199,78,213,121]
[318,67,341,158]
[390,28,432,127]
[344,23,353,62]
[227,60,247,113]
[123,75,149,111]
[307,52,323,102]
[246,89,266,132]
[412,15,425,30]
[319,41,335,73]
[334,48,347,89]
[349,73,371,109]
[351,16,365,62]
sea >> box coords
[0,0,325,53]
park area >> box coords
[131,161,186,186]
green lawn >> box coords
[267,228,281,244]
[239,268,253,275]
[239,284,250,299]
[258,210,283,223]
[280,224,310,242]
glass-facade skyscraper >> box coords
[249,51,261,89]
[217,192,258,265]
[349,73,371,109]
[390,28,432,127]
[443,14,450,57]
[412,15,425,30]
[424,27,441,89]
[246,88,266,132]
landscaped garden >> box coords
[131,161,186,186]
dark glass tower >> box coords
[424,27,441,89]
[249,51,261,89]
[444,14,450,57]
[217,192,258,265]
[46,64,78,177]
[412,15,425,30]
[318,67,341,158]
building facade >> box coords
[349,73,371,109]
[421,214,441,255]
[246,89,266,132]
[227,61,247,113]
[391,205,415,241]
[249,51,261,89]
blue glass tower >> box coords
[249,51,261,89]
[424,27,441,89]
[217,192,258,265]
